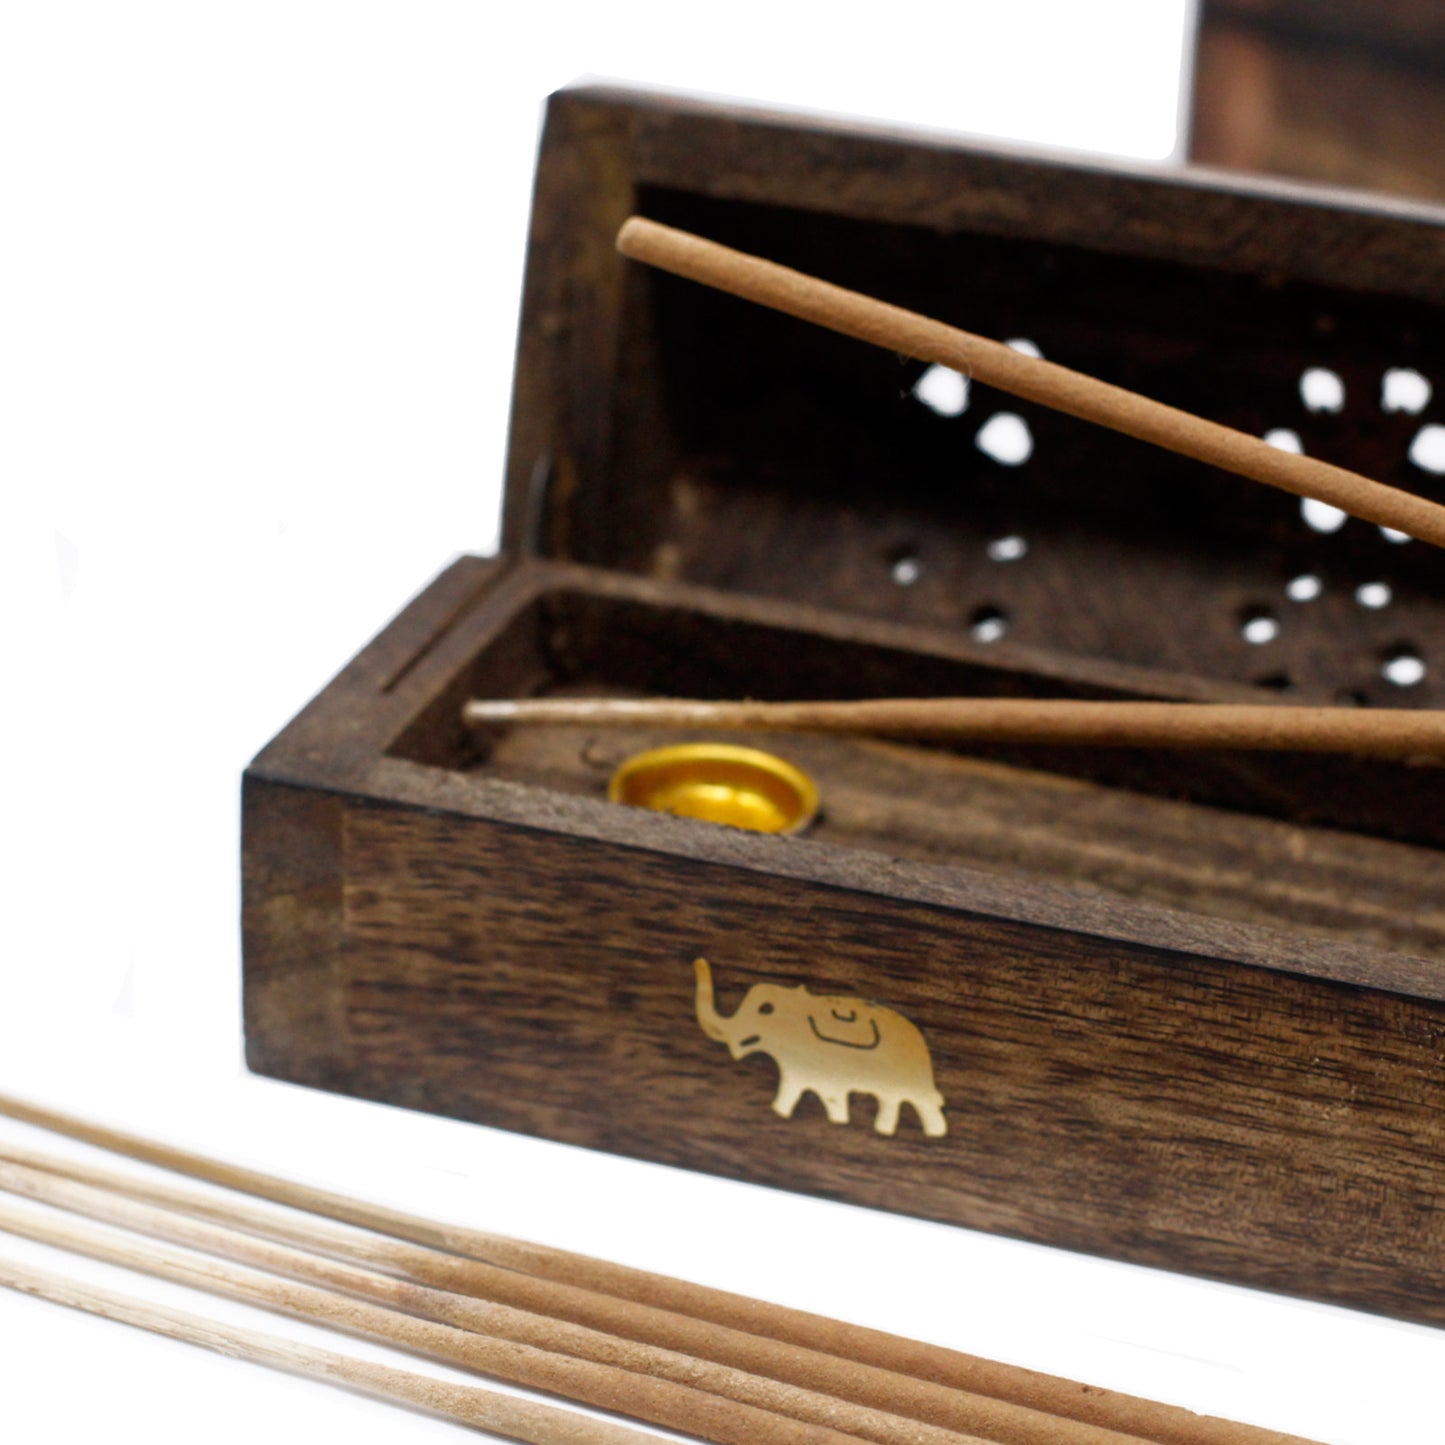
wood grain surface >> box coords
[245,89,1445,1327]
[248,783,1445,1324]
[505,90,1445,712]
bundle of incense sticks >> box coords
[0,1092,1321,1445]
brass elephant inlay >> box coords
[693,958,947,1138]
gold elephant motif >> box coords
[693,958,947,1138]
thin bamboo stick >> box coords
[0,1093,1318,1445]
[616,216,1445,550]
[461,697,1445,761]
[0,1155,999,1445]
[0,1255,663,1445]
[0,1194,871,1445]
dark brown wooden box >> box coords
[244,85,1445,1325]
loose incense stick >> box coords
[0,1155,1001,1445]
[0,1256,661,1445]
[616,216,1445,550]
[0,1195,874,1445]
[0,1093,1318,1445]
[461,696,1445,762]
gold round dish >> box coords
[608,743,820,835]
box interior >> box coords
[388,575,1445,967]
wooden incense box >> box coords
[243,86,1445,1325]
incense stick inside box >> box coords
[244,85,1445,1331]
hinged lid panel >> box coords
[504,87,1445,707]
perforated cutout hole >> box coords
[1408,424,1445,473]
[889,549,922,586]
[1240,606,1280,645]
[1382,647,1427,688]
[1285,574,1323,602]
[1265,428,1303,454]
[1254,672,1294,692]
[1356,582,1393,610]
[1300,367,1345,413]
[969,605,1009,643]
[912,364,969,417]
[1382,368,1431,414]
[1005,338,1043,358]
[975,414,1033,466]
[1301,498,1347,533]
[986,534,1028,562]
[1380,527,1412,544]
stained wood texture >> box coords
[247,89,1445,1328]
[246,772,1445,1326]
[248,553,1445,1327]
[508,88,1445,709]
[1192,1,1445,201]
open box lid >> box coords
[501,85,1445,709]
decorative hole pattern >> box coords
[969,605,1008,644]
[1240,607,1280,645]
[1382,368,1431,414]
[1301,498,1347,533]
[895,327,1437,704]
[986,534,1028,562]
[1225,355,1439,705]
[913,364,969,417]
[1408,424,1445,473]
[1300,367,1345,413]
[975,413,1033,466]
[890,552,922,586]
[1382,648,1427,688]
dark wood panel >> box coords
[241,777,351,1086]
[508,89,1445,704]
[1193,1,1445,201]
[325,799,1445,1325]
[609,85,1445,299]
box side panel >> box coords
[242,775,352,1085]
[314,796,1445,1325]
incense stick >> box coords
[0,1092,1317,1445]
[0,1193,875,1445]
[0,1256,662,1445]
[461,696,1445,762]
[0,1154,1005,1445]
[616,216,1445,550]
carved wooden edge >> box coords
[247,555,512,784]
[501,93,637,563]
[241,776,350,1085]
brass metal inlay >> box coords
[609,744,819,834]
[693,958,947,1137]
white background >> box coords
[2,3,1440,1441]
